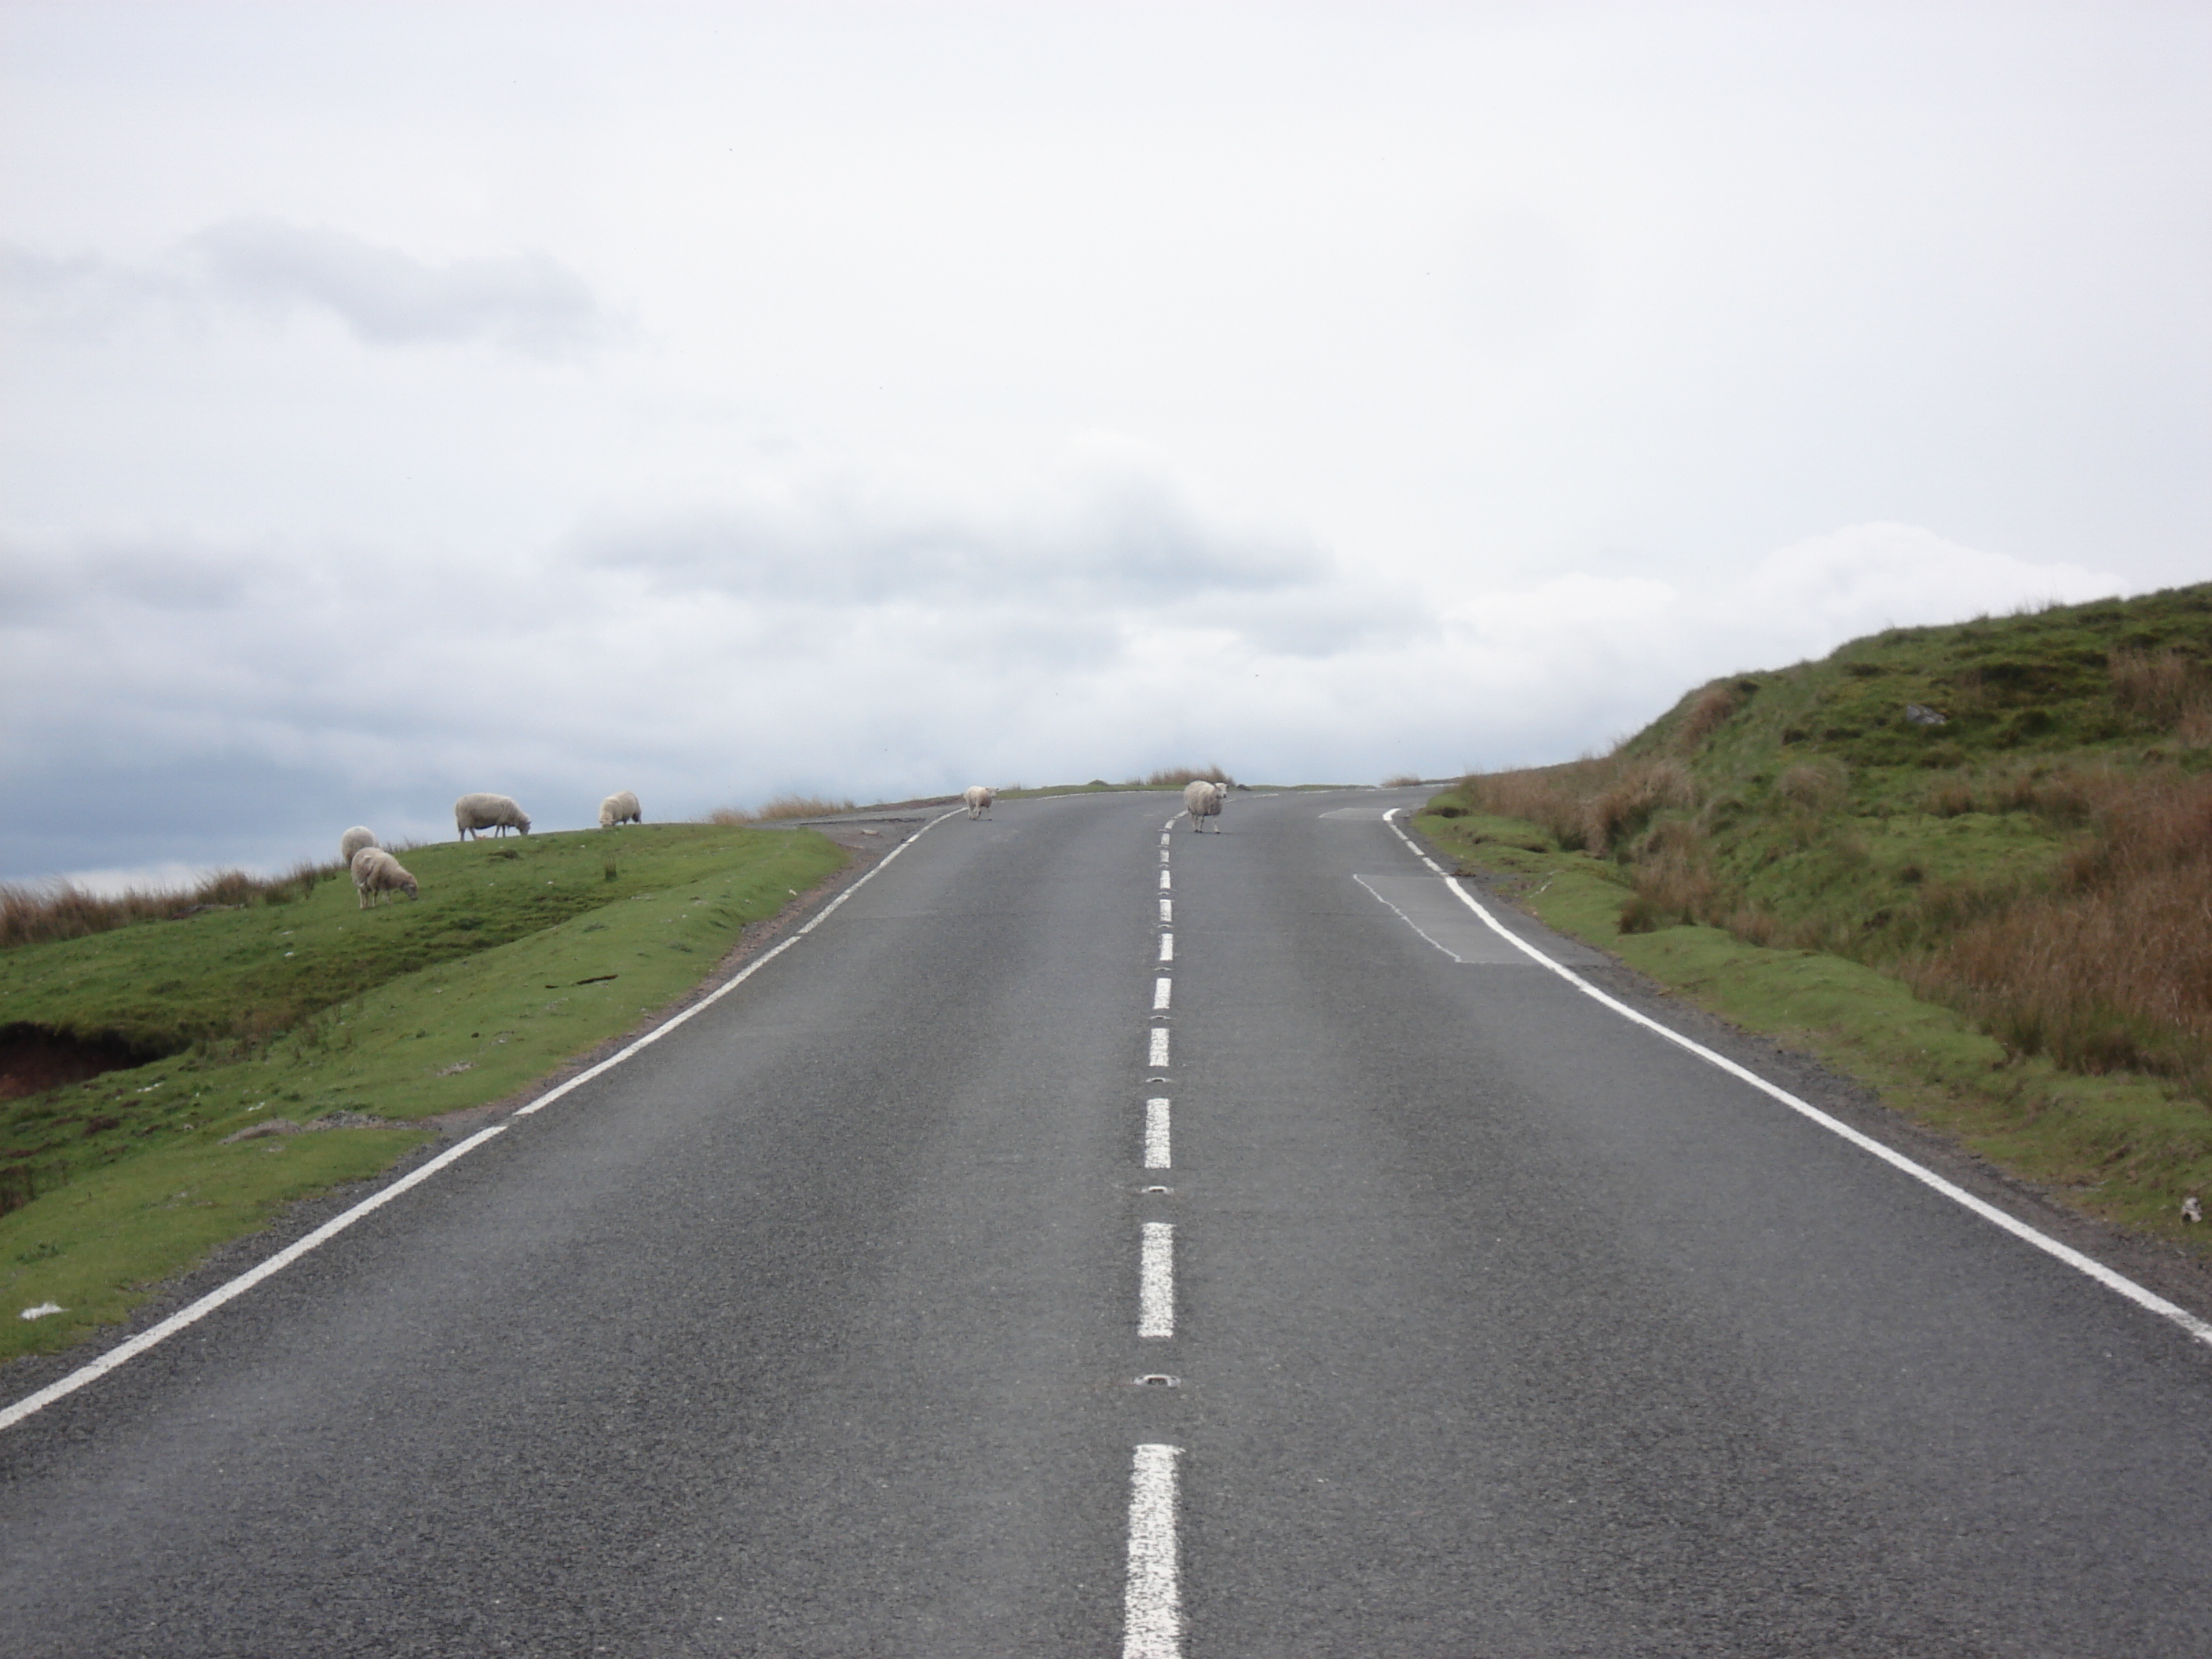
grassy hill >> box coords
[1418,583,2212,1247]
[0,824,847,1359]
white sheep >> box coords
[599,790,643,829]
[963,785,995,820]
[1183,778,1226,833]
[350,845,419,907]
[455,793,531,840]
[338,826,378,865]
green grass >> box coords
[1422,822,2212,1244]
[1422,582,2212,1254]
[0,823,848,1360]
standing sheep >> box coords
[599,790,643,829]
[963,785,995,820]
[1183,778,1226,833]
[350,846,419,907]
[455,793,531,840]
[339,826,378,865]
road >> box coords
[4,787,2212,1657]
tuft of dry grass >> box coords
[1141,764,1232,787]
[1776,760,1848,814]
[1620,819,1721,932]
[1457,755,1695,856]
[1,862,331,950]
[1381,772,1425,788]
[705,793,859,825]
[1675,683,1741,752]
[2109,645,2208,728]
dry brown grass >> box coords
[1675,684,1741,752]
[1620,819,1722,932]
[1905,767,2212,1093]
[1,862,330,950]
[1141,764,1232,787]
[1381,773,1425,789]
[1775,760,1848,814]
[1457,756,1695,856]
[2109,646,2207,726]
[708,793,859,825]
[1460,745,2212,1101]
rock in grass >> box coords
[220,1119,300,1144]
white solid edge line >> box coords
[515,807,965,1118]
[1381,810,2212,1350]
[2,807,971,1432]
[0,1123,507,1433]
[1145,1098,1172,1169]
[1139,1221,1175,1339]
[1123,1443,1185,1658]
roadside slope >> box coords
[0,823,848,1360]
[1422,582,2212,1258]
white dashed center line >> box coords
[1144,1098,1171,1169]
[1159,899,1172,924]
[1122,1444,1185,1658]
[1138,1221,1175,1338]
[1148,1027,1170,1069]
[1159,869,1171,891]
[1153,976,1172,1011]
[1158,933,1174,962]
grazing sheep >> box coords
[1183,779,1227,833]
[350,846,419,907]
[963,785,995,820]
[339,826,378,864]
[455,793,531,840]
[599,790,643,829]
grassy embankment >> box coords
[0,824,847,1361]
[1419,584,2212,1250]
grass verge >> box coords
[0,823,848,1362]
[1417,807,2212,1257]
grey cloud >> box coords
[573,474,1360,646]
[182,218,611,355]
[0,532,291,621]
[1,221,614,356]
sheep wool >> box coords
[350,846,419,907]
[1183,779,1226,833]
[599,790,643,829]
[338,826,378,865]
[455,793,531,840]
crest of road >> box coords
[4,788,2211,1655]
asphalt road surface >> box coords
[5,788,2212,1657]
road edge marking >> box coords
[1,807,970,1432]
[1383,809,2212,1350]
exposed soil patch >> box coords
[0,1024,161,1102]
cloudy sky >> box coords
[2,2,2206,884]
